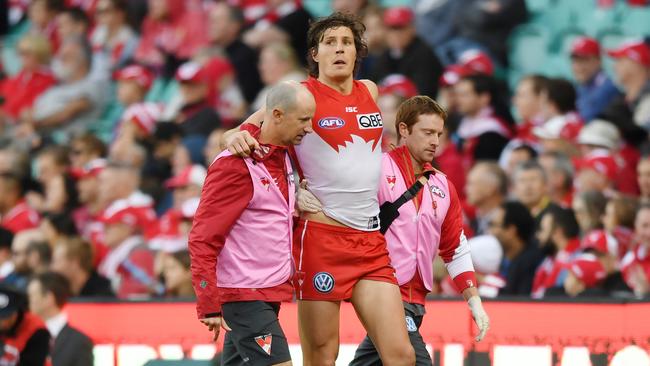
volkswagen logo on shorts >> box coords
[405,316,417,332]
[313,272,335,293]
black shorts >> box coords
[349,302,431,366]
[220,301,291,366]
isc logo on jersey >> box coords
[356,113,383,129]
[318,117,345,129]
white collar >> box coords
[46,312,68,338]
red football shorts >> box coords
[292,219,397,301]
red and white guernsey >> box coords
[294,77,384,231]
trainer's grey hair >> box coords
[266,81,301,113]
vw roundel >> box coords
[318,117,346,129]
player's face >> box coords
[403,113,444,166]
[282,92,315,145]
[313,27,356,80]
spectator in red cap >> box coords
[98,203,159,298]
[574,120,622,194]
[377,74,418,150]
[0,173,40,234]
[112,65,163,158]
[0,34,56,124]
[197,55,246,127]
[605,40,650,129]
[563,253,608,297]
[97,161,159,298]
[149,165,205,253]
[459,49,495,76]
[71,158,110,262]
[134,0,208,75]
[205,2,263,104]
[173,62,221,138]
[569,36,621,122]
[90,0,139,71]
[371,6,443,99]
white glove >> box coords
[297,180,322,213]
[468,296,490,342]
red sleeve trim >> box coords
[439,181,464,263]
[453,271,478,293]
[188,155,252,319]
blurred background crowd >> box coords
[0,0,649,318]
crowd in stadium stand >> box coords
[0,0,649,313]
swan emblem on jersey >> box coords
[430,185,446,198]
[260,177,271,191]
[254,334,273,355]
[313,272,335,293]
[386,175,396,190]
[315,113,383,152]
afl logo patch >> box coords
[430,185,446,198]
[318,117,345,129]
[313,272,335,293]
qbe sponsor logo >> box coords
[356,113,383,129]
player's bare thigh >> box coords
[297,300,341,366]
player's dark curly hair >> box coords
[306,12,368,78]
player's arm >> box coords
[438,181,490,342]
[188,156,252,340]
[223,108,265,156]
[360,79,379,101]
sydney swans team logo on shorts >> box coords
[254,334,273,355]
[313,272,335,293]
[405,316,418,332]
